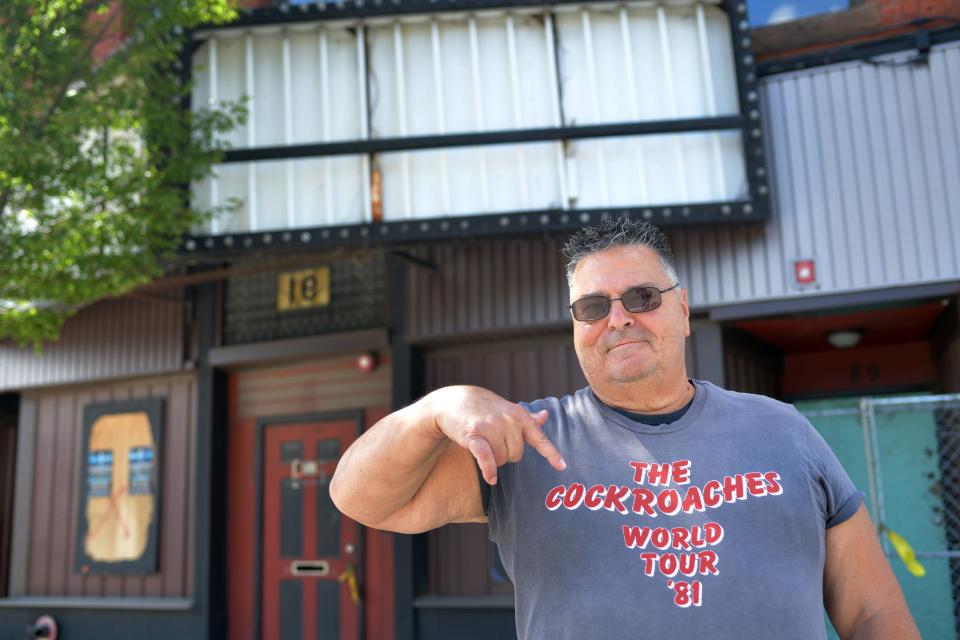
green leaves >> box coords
[0,0,245,346]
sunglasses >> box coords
[569,283,680,322]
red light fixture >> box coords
[794,259,816,285]
[357,352,378,373]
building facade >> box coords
[0,1,959,639]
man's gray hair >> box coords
[562,217,679,288]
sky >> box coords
[747,0,849,26]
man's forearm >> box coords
[330,393,449,529]
[845,606,919,640]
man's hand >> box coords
[331,385,566,533]
[430,386,567,485]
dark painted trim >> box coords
[209,367,229,640]
[0,597,194,610]
[782,384,934,404]
[209,329,389,368]
[252,410,365,640]
[7,397,34,597]
[221,117,743,163]
[74,398,165,575]
[194,279,226,640]
[389,254,417,640]
[182,205,765,257]
[757,25,960,77]
[931,298,959,361]
[708,282,960,322]
[689,320,725,387]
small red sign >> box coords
[795,259,816,284]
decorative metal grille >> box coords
[223,251,387,345]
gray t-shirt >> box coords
[488,380,862,640]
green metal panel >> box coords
[796,396,955,640]
[873,407,953,640]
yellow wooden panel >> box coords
[83,412,155,563]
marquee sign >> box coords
[183,0,770,257]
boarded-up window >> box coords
[191,2,751,234]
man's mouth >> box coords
[608,340,645,352]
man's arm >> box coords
[329,385,565,534]
[823,504,919,640]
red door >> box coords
[261,418,362,640]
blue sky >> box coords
[748,0,849,26]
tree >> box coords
[0,0,244,346]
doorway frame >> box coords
[252,409,365,640]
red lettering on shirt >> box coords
[622,525,651,549]
[680,485,705,513]
[657,488,682,516]
[631,487,657,516]
[722,474,747,502]
[545,485,564,511]
[697,550,719,575]
[703,480,723,508]
[603,485,631,514]
[764,471,784,495]
[629,461,649,484]
[563,483,585,509]
[584,484,605,510]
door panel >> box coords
[262,419,361,640]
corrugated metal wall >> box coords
[0,289,185,392]
[425,334,585,404]
[405,42,960,336]
[406,237,570,341]
[17,374,195,598]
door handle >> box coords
[337,564,361,605]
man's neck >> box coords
[592,376,695,414]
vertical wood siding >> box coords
[21,374,195,598]
[232,352,392,420]
[422,334,584,597]
[0,290,185,392]
[406,237,571,342]
[723,329,783,398]
[425,334,586,404]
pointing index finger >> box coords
[522,410,566,471]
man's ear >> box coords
[681,288,691,337]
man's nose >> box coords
[605,298,635,329]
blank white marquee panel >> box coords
[191,1,746,234]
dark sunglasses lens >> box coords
[622,287,661,313]
[572,296,610,321]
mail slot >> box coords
[291,560,330,577]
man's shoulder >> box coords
[521,386,593,414]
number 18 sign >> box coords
[276,267,331,311]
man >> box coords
[331,218,918,639]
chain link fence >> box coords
[801,395,960,640]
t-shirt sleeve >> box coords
[801,414,864,528]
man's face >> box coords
[569,245,690,391]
